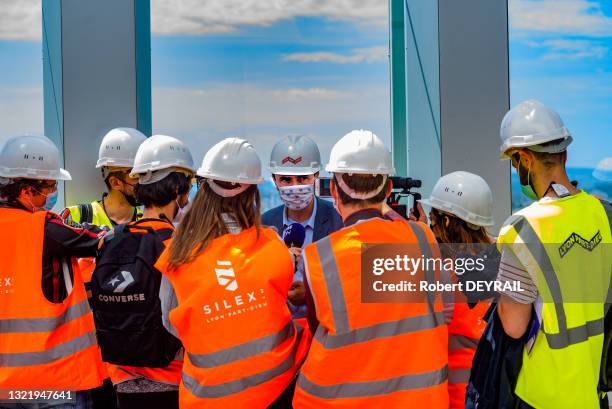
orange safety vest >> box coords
[156,226,311,409]
[103,219,183,387]
[293,218,449,409]
[0,208,106,390]
[448,301,488,409]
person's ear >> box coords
[108,175,122,190]
[444,215,450,228]
[518,150,534,170]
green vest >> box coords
[497,191,612,408]
[65,201,115,229]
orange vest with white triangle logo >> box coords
[156,226,311,409]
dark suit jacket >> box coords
[261,197,343,242]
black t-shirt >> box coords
[1,202,102,303]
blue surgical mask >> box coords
[39,190,59,211]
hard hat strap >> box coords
[334,174,387,200]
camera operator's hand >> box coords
[288,281,306,306]
[409,202,428,223]
[288,247,302,258]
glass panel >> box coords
[0,1,44,142]
[508,0,612,210]
[150,1,391,211]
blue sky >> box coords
[0,0,610,172]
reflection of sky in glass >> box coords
[507,0,612,211]
[0,1,610,213]
[149,2,391,210]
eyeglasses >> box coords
[41,181,58,192]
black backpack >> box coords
[91,221,181,367]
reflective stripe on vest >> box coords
[448,334,479,351]
[0,330,97,367]
[448,367,471,385]
[0,299,90,333]
[298,365,448,399]
[311,221,444,350]
[187,322,295,368]
[183,324,303,399]
[512,216,606,349]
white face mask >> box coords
[173,197,190,226]
[278,184,314,211]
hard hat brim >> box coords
[196,170,264,185]
[500,135,572,160]
[418,198,494,227]
[58,168,72,181]
[269,167,320,176]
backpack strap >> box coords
[102,223,127,246]
[154,228,174,242]
[78,203,94,224]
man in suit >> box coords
[262,135,343,317]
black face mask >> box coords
[118,178,141,207]
[121,190,140,208]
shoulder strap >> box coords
[78,203,94,224]
[154,228,174,242]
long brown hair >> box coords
[430,208,490,254]
[167,180,261,270]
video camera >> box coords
[315,176,422,220]
[387,176,422,220]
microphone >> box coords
[283,223,306,248]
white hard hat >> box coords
[96,127,147,168]
[0,135,71,181]
[419,171,493,227]
[269,135,321,175]
[197,137,263,184]
[130,134,195,184]
[499,100,572,159]
[326,129,395,175]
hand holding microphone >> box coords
[282,223,307,307]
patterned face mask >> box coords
[278,184,314,211]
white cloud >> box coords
[509,0,612,36]
[152,83,390,166]
[152,0,387,36]
[0,0,41,41]
[283,46,387,64]
[0,0,387,41]
[527,39,608,60]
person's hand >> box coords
[288,247,302,258]
[288,281,306,306]
[409,202,427,223]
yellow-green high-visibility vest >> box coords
[497,191,612,409]
[65,201,114,229]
